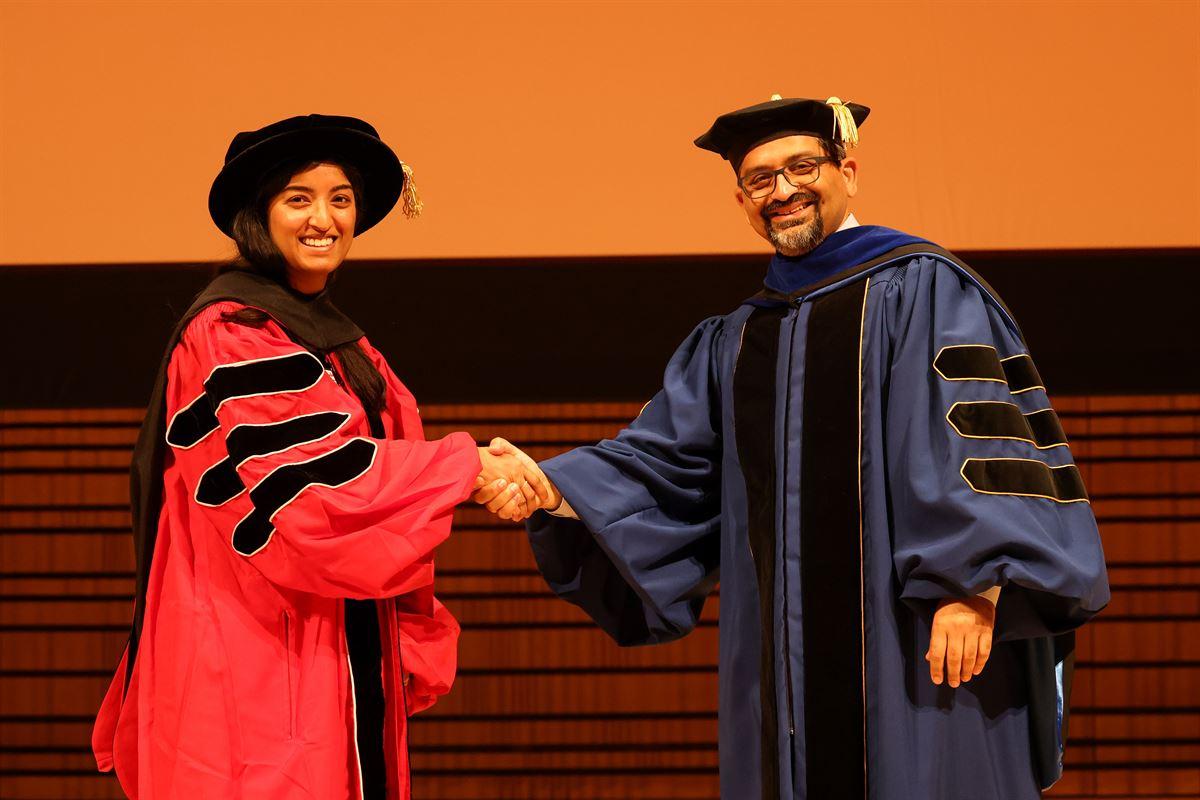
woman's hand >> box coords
[926,596,996,688]
[472,438,560,522]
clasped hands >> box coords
[473,438,561,521]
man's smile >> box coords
[765,197,815,224]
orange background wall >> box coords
[1,0,1197,266]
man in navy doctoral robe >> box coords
[475,96,1110,800]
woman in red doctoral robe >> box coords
[92,114,544,799]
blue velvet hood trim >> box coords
[765,224,930,294]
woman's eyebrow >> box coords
[281,183,354,194]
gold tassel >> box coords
[826,96,860,149]
[400,162,423,219]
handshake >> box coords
[473,438,563,522]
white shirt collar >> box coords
[836,213,860,232]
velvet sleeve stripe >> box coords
[195,460,247,507]
[225,411,351,464]
[1000,353,1046,394]
[946,402,1068,449]
[961,458,1089,504]
[932,344,1006,383]
[932,345,1048,397]
[1026,408,1069,449]
[165,394,220,449]
[231,438,378,557]
[166,350,325,449]
[205,351,325,409]
[194,411,352,507]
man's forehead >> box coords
[739,135,825,173]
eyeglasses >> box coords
[737,156,838,200]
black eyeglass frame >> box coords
[737,155,839,199]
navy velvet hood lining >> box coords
[764,225,929,295]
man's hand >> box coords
[926,596,996,688]
[472,438,561,522]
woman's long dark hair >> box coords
[218,158,386,416]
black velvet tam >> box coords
[208,114,406,237]
[694,97,870,170]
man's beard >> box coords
[763,193,826,257]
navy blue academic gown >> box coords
[526,226,1110,800]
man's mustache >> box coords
[762,191,818,220]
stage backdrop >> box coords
[0,0,1198,266]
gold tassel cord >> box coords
[400,162,424,219]
[826,96,860,149]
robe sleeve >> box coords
[883,259,1110,639]
[167,303,481,599]
[393,575,459,714]
[525,318,724,646]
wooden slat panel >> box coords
[2,397,1197,799]
[0,775,126,800]
[0,632,127,672]
[1048,768,1200,798]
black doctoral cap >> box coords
[694,95,870,170]
[208,113,423,238]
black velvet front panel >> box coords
[733,305,786,800]
[799,279,869,800]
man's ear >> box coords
[841,157,859,199]
[735,189,746,209]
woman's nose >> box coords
[308,201,332,229]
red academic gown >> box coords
[93,301,480,799]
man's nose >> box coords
[769,172,797,203]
